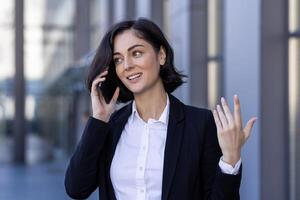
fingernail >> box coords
[221,97,225,103]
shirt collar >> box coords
[130,93,170,125]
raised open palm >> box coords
[212,95,257,166]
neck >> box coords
[133,81,167,122]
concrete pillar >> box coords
[100,0,114,36]
[296,79,300,200]
[170,0,208,107]
[74,0,91,59]
[207,0,224,109]
[14,0,26,164]
[261,0,289,199]
[189,0,208,107]
[289,2,300,200]
[136,0,163,29]
[296,73,300,200]
[113,0,135,23]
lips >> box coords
[127,73,142,81]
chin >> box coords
[127,86,147,95]
[129,88,144,95]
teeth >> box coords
[127,73,141,80]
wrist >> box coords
[222,153,241,166]
[92,113,110,122]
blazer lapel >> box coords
[106,103,132,200]
[109,103,132,159]
[161,94,185,200]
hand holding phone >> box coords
[97,66,119,104]
[90,69,119,122]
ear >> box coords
[159,46,166,66]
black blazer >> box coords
[65,94,241,200]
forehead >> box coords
[113,30,150,52]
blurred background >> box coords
[0,0,298,199]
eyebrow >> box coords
[113,44,144,56]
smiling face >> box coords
[113,29,166,96]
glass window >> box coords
[0,1,14,164]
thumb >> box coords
[110,87,120,104]
[243,117,257,140]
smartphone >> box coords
[98,65,119,104]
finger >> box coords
[233,95,243,129]
[91,77,106,95]
[216,104,228,129]
[212,109,223,132]
[98,70,108,78]
[243,117,257,140]
[110,87,120,104]
[92,77,106,89]
[221,97,234,124]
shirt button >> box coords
[139,166,143,171]
[140,189,144,193]
[142,146,146,150]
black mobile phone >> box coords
[98,65,118,104]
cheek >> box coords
[115,66,123,79]
[140,55,161,72]
[147,60,161,76]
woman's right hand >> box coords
[91,69,120,122]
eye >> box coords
[113,57,123,65]
[132,50,142,57]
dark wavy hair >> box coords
[87,18,185,103]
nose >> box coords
[124,57,133,70]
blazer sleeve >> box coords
[64,117,110,199]
[200,110,241,200]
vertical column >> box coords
[74,0,91,59]
[296,4,300,199]
[224,1,261,200]
[151,0,164,28]
[100,0,114,36]
[113,0,135,23]
[261,0,289,199]
[14,0,26,164]
[126,0,136,20]
[114,0,126,22]
[189,0,207,107]
[289,2,300,200]
[207,0,224,109]
[136,0,151,18]
[136,0,163,30]
[296,61,300,200]
[170,0,208,107]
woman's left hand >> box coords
[212,95,257,166]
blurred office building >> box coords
[0,0,299,200]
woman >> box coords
[65,18,257,200]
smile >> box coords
[127,73,142,81]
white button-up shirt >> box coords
[110,94,241,200]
